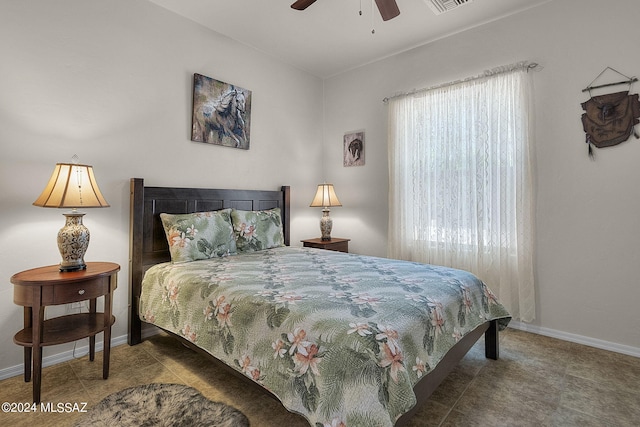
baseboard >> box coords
[508,321,640,358]
[0,328,160,381]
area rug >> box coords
[74,383,250,427]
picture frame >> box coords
[343,130,365,166]
[191,73,252,150]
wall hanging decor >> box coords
[191,73,252,150]
[343,130,365,166]
[581,67,640,158]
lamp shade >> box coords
[33,163,110,208]
[33,162,109,271]
[309,184,342,208]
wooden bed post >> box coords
[281,186,290,246]
[128,178,144,345]
[484,319,499,360]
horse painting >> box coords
[191,74,251,149]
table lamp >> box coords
[310,183,342,241]
[33,161,110,271]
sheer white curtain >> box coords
[387,65,535,322]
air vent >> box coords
[426,0,473,15]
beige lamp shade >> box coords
[309,183,342,208]
[34,162,109,272]
[33,163,110,208]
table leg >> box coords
[89,298,97,361]
[103,325,111,379]
[32,305,44,404]
[23,307,32,383]
[103,276,115,379]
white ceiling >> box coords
[148,0,551,78]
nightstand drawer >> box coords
[323,240,348,252]
[52,277,107,304]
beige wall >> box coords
[0,0,324,373]
[323,0,640,353]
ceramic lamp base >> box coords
[320,208,333,241]
[58,212,89,272]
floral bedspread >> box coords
[139,247,511,427]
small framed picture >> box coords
[343,130,365,167]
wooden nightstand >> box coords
[11,262,120,403]
[301,238,350,253]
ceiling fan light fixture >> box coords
[291,0,400,21]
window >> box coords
[387,64,535,321]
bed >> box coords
[128,178,511,426]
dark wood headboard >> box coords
[128,178,290,344]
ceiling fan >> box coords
[291,0,400,21]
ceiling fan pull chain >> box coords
[371,0,376,34]
[359,0,362,16]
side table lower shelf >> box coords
[14,313,116,347]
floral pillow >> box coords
[231,208,285,252]
[160,209,237,263]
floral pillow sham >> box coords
[231,208,285,252]
[160,209,237,263]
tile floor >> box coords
[0,328,638,426]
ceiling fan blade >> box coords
[375,0,400,21]
[291,0,318,10]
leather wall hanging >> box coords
[581,67,640,158]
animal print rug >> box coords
[74,383,249,427]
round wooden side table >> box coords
[11,262,120,403]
